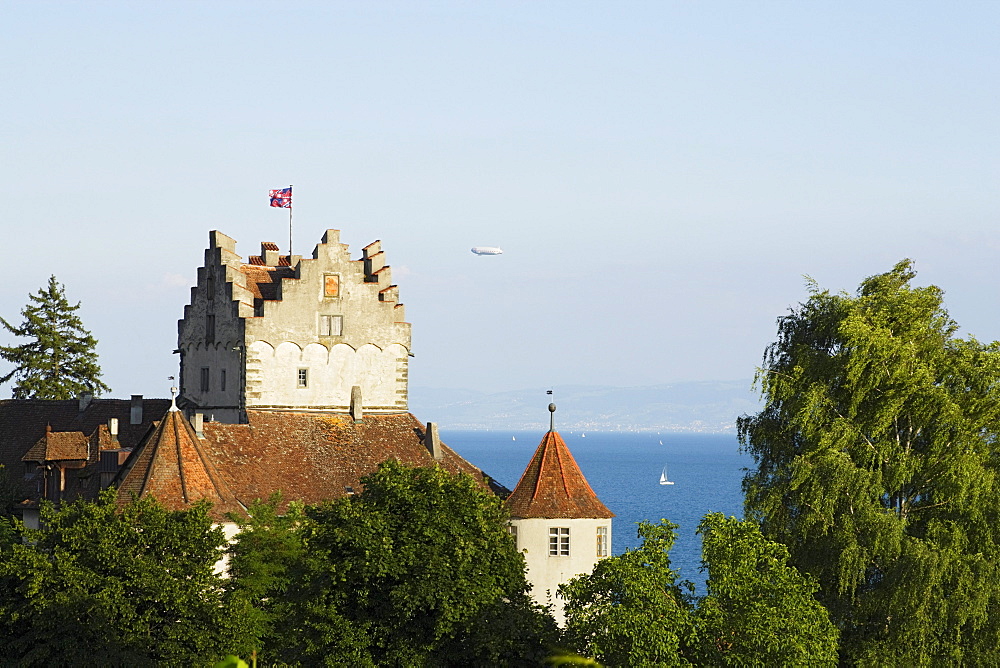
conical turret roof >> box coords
[114,409,243,519]
[505,430,614,519]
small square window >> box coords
[549,527,570,556]
[200,367,210,392]
[596,526,609,557]
[319,314,343,336]
[297,368,308,388]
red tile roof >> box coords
[114,409,243,519]
[199,411,505,513]
[239,264,295,300]
[22,428,89,462]
[505,431,614,519]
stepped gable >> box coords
[505,430,614,519]
[197,411,506,511]
[114,409,243,519]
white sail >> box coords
[660,466,674,485]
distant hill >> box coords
[408,381,760,433]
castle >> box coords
[0,228,611,622]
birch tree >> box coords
[739,260,1000,664]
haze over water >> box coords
[444,431,749,590]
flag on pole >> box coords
[269,187,292,208]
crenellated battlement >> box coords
[177,229,412,423]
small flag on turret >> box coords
[269,187,292,208]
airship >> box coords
[471,246,503,256]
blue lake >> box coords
[442,430,751,590]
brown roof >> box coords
[0,398,171,504]
[239,264,296,300]
[114,409,243,519]
[505,430,614,519]
[199,411,505,512]
[22,428,89,462]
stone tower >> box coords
[177,229,411,423]
[505,405,614,625]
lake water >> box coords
[442,430,751,590]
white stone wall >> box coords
[511,516,612,625]
[178,230,411,419]
[246,340,408,410]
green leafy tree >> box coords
[691,513,838,666]
[739,260,1000,664]
[226,493,309,664]
[232,460,556,666]
[560,520,696,666]
[0,275,110,399]
[0,490,256,666]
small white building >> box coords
[505,406,614,625]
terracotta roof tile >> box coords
[114,410,243,520]
[22,429,89,462]
[505,431,614,519]
[199,411,504,513]
[239,264,296,301]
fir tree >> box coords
[0,275,110,399]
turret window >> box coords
[508,524,518,549]
[297,368,309,388]
[597,526,609,557]
[549,527,570,556]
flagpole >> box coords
[288,184,293,258]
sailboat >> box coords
[659,465,674,485]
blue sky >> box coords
[2,1,999,397]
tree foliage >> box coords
[692,513,838,666]
[0,490,255,666]
[229,460,556,666]
[560,520,696,666]
[0,275,110,399]
[739,260,1000,664]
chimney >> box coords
[78,391,93,412]
[108,417,119,438]
[130,395,143,425]
[350,385,363,423]
[425,422,442,461]
[192,413,204,439]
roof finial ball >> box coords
[548,402,556,432]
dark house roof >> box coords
[505,430,614,520]
[0,398,172,504]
